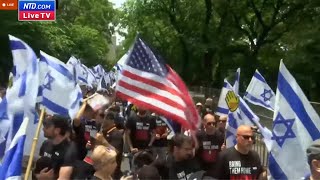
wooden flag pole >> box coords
[24,108,46,180]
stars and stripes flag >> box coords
[115,36,200,129]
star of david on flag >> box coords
[224,79,272,149]
[271,113,295,147]
[38,51,83,119]
[268,61,320,179]
[244,70,275,111]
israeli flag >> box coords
[38,51,83,119]
[97,73,111,91]
[233,68,240,94]
[93,64,106,80]
[244,70,275,111]
[87,67,99,87]
[66,57,94,87]
[66,56,80,67]
[0,116,29,180]
[0,35,39,179]
[8,35,37,81]
[0,75,29,159]
[216,79,233,116]
[226,94,272,149]
[268,61,320,179]
[220,80,272,149]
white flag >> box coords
[244,70,275,111]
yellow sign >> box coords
[225,90,239,112]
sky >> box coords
[109,0,127,45]
[109,0,126,8]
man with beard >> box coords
[36,115,78,180]
[166,134,201,180]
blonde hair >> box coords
[91,145,117,169]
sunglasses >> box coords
[238,134,254,140]
[206,122,216,126]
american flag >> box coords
[115,37,200,129]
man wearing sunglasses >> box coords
[211,125,263,179]
[196,114,225,171]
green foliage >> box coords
[119,0,320,100]
[0,0,118,85]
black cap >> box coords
[307,139,320,164]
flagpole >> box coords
[24,108,46,180]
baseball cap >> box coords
[205,98,213,106]
[307,139,320,164]
[196,102,203,106]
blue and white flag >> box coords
[0,116,29,180]
[216,79,233,116]
[87,67,99,87]
[220,79,272,149]
[8,35,38,81]
[268,61,320,179]
[0,35,39,179]
[244,70,275,111]
[66,56,80,67]
[233,68,240,94]
[66,57,94,87]
[93,64,106,80]
[38,51,82,119]
[97,72,111,91]
[226,96,273,149]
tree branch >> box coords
[232,13,255,46]
[248,0,267,28]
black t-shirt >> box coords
[210,146,263,180]
[72,122,87,160]
[125,113,156,149]
[167,154,201,180]
[39,139,78,179]
[153,117,168,147]
[196,130,224,170]
[72,160,95,179]
[115,114,125,130]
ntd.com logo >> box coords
[18,0,56,21]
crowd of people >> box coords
[1,86,318,180]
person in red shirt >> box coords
[196,114,225,171]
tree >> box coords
[0,0,118,85]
